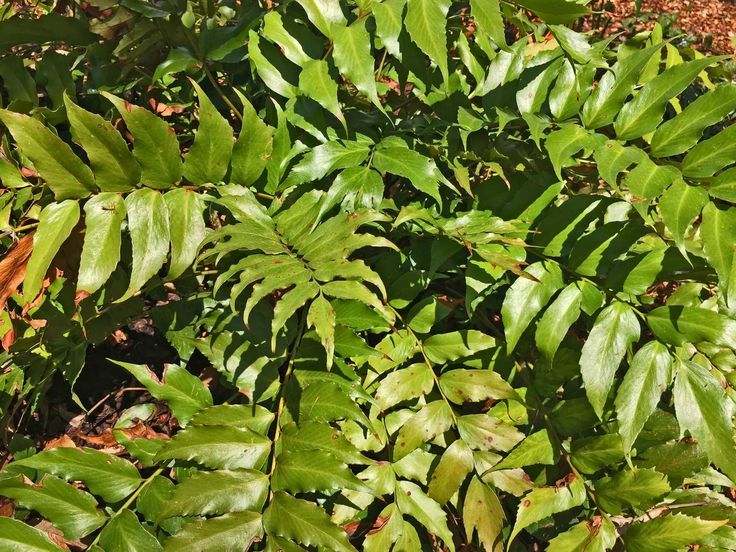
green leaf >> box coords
[595,468,670,514]
[491,429,556,471]
[593,140,644,187]
[65,94,139,191]
[462,477,504,552]
[158,469,268,519]
[317,167,383,224]
[658,178,708,257]
[405,0,450,83]
[550,61,595,121]
[674,359,736,482]
[14,446,141,503]
[272,451,370,494]
[331,20,380,106]
[708,167,736,202]
[163,511,263,552]
[112,361,212,426]
[102,92,182,188]
[155,425,271,470]
[375,363,434,410]
[615,341,673,454]
[372,141,449,204]
[393,400,454,460]
[581,43,662,129]
[423,330,496,363]
[624,513,725,552]
[98,510,163,552]
[625,159,679,199]
[231,91,273,186]
[286,141,371,187]
[647,306,736,348]
[509,474,586,544]
[547,517,616,552]
[0,516,65,551]
[0,109,96,199]
[535,282,582,360]
[23,200,80,301]
[428,439,474,504]
[396,480,455,551]
[457,414,524,452]
[545,124,596,179]
[701,201,736,285]
[0,55,36,105]
[182,81,234,185]
[514,0,591,23]
[682,124,736,178]
[264,492,356,552]
[502,261,564,353]
[124,188,170,296]
[439,368,518,404]
[614,58,719,140]
[164,189,207,280]
[280,422,368,465]
[580,302,640,418]
[294,0,346,37]
[0,474,106,540]
[308,294,337,368]
[650,84,736,157]
[373,0,405,59]
[0,13,96,51]
[299,59,343,121]
[78,193,125,295]
[190,405,275,434]
[470,0,506,48]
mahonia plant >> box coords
[1,0,736,550]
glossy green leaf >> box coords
[164,188,207,280]
[624,513,725,552]
[272,451,370,494]
[535,283,582,359]
[0,516,65,551]
[463,477,504,551]
[231,92,273,186]
[331,20,380,106]
[393,400,454,460]
[163,511,263,552]
[658,178,709,256]
[595,467,670,514]
[439,368,518,404]
[405,0,450,83]
[0,109,96,199]
[682,124,736,178]
[124,188,170,296]
[299,59,343,121]
[99,510,163,552]
[423,330,495,363]
[580,302,640,418]
[77,193,125,295]
[102,93,182,188]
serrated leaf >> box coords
[682,124,736,178]
[375,363,434,410]
[164,188,207,280]
[78,193,125,295]
[658,178,708,257]
[99,510,163,552]
[595,468,670,514]
[674,359,736,482]
[373,0,405,59]
[457,414,524,452]
[158,469,268,520]
[535,282,582,360]
[463,477,504,551]
[65,94,139,191]
[264,492,356,552]
[231,91,273,186]
[514,0,590,23]
[331,20,380,106]
[394,400,454,460]
[102,93,182,188]
[502,261,564,353]
[423,330,496,363]
[405,0,450,83]
[547,517,616,552]
[509,474,586,544]
[0,109,96,199]
[155,425,271,470]
[647,306,736,348]
[294,0,346,38]
[701,201,736,286]
[428,439,474,504]
[439,368,518,404]
[624,513,725,552]
[163,511,263,552]
[272,451,370,494]
[491,429,556,471]
[112,361,212,426]
[190,405,275,434]
[615,341,673,454]
[614,58,719,140]
[0,474,106,540]
[124,188,170,296]
[396,480,455,551]
[183,80,234,185]
[308,294,336,368]
[299,59,343,121]
[0,516,65,551]
[470,0,505,48]
[24,200,80,301]
[651,83,736,157]
[14,446,141,503]
[280,422,368,465]
[580,302,640,418]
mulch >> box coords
[598,0,736,54]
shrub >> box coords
[1,0,736,550]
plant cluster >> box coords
[1,0,736,550]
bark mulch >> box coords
[595,0,736,54]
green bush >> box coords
[1,0,736,550]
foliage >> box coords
[1,0,736,550]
